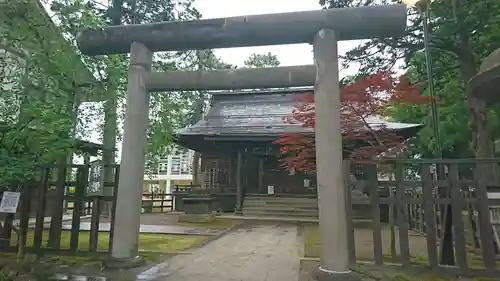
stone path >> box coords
[155,223,301,281]
[14,214,89,226]
[80,222,224,236]
[38,222,226,236]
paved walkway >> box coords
[50,222,226,236]
[155,223,301,281]
[14,214,90,226]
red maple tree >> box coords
[273,72,430,173]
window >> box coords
[158,162,168,174]
[170,156,181,175]
[180,150,192,175]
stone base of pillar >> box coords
[317,267,363,281]
[103,255,145,269]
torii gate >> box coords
[76,5,407,280]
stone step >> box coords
[244,196,316,202]
[243,201,318,208]
[244,200,317,206]
[242,205,318,212]
[243,202,318,210]
[243,196,319,218]
[242,208,318,214]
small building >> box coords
[143,146,195,194]
[175,88,422,214]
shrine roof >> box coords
[177,87,422,137]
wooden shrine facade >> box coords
[175,88,423,199]
[200,145,316,195]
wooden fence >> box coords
[0,164,119,254]
[346,158,500,277]
[0,164,192,254]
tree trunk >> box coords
[438,40,499,265]
[460,45,498,181]
[102,94,118,216]
[388,173,397,259]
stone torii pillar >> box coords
[76,5,408,278]
[313,28,354,280]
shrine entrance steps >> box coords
[242,195,318,219]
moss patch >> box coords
[1,231,211,272]
[9,230,210,253]
[302,224,500,269]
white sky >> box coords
[195,0,361,73]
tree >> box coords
[244,52,280,68]
[323,0,500,265]
[1,0,97,251]
[322,0,500,165]
[274,72,426,173]
[49,0,208,178]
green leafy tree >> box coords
[49,0,238,184]
[0,0,100,249]
[48,0,206,177]
[0,0,95,187]
[322,0,500,265]
[323,0,500,160]
[244,52,280,68]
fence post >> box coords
[69,167,87,252]
[366,163,383,265]
[395,163,410,266]
[474,162,497,271]
[108,165,120,252]
[47,160,68,249]
[448,163,468,269]
[18,186,32,253]
[421,164,438,268]
[89,196,101,252]
[33,168,49,250]
[343,160,356,265]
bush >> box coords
[0,270,13,281]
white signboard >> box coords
[0,191,21,213]
[87,160,105,196]
[267,185,275,195]
[304,179,310,188]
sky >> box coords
[195,0,362,73]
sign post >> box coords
[0,191,21,213]
[87,160,105,196]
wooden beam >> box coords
[258,158,264,193]
[147,65,315,91]
[235,149,243,214]
[76,5,407,55]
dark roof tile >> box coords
[178,88,422,136]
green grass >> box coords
[302,224,321,258]
[303,224,499,266]
[302,224,500,281]
[1,230,211,269]
[7,218,239,253]
[9,230,210,253]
